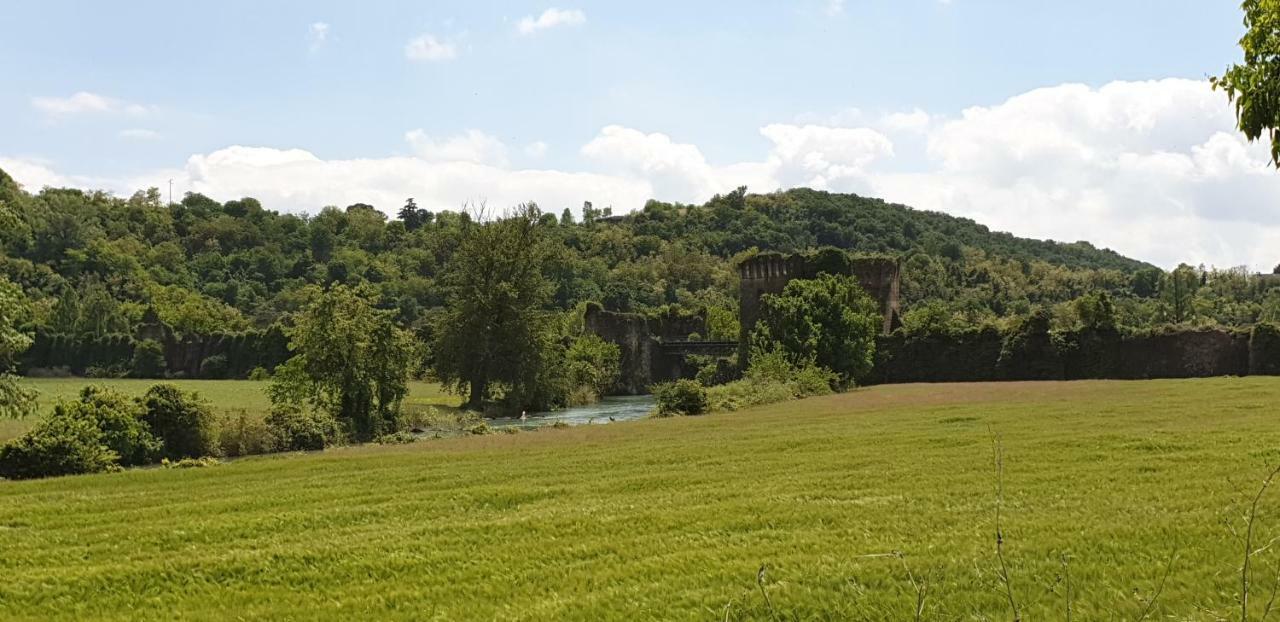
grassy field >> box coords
[2,378,1280,619]
[0,378,459,442]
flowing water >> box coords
[489,395,656,430]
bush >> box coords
[0,415,118,480]
[217,411,275,457]
[141,384,220,459]
[85,364,127,379]
[374,431,417,445]
[70,386,162,467]
[130,339,166,378]
[265,406,339,452]
[652,379,708,417]
[199,354,229,379]
[247,366,271,381]
[161,456,220,469]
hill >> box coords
[629,187,1153,272]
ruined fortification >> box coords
[583,303,735,394]
[738,250,902,363]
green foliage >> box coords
[1159,264,1201,324]
[0,277,36,419]
[247,366,270,381]
[997,308,1064,380]
[1073,291,1117,331]
[141,384,220,460]
[1214,0,1280,165]
[750,273,879,384]
[264,405,340,451]
[703,348,837,414]
[433,205,559,412]
[0,413,117,480]
[217,411,275,457]
[269,284,419,442]
[130,339,166,378]
[68,385,162,467]
[652,379,708,417]
[566,334,621,400]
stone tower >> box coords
[738,250,902,362]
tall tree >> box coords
[1214,0,1280,165]
[268,285,419,441]
[0,278,36,419]
[1160,264,1201,324]
[433,205,556,410]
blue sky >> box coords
[3,1,1275,269]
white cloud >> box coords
[118,128,161,141]
[10,79,1280,270]
[31,92,152,119]
[869,79,1280,269]
[404,34,457,62]
[524,141,549,158]
[0,158,74,191]
[880,109,932,134]
[405,129,509,166]
[517,8,586,35]
[308,22,330,52]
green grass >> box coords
[1,378,458,442]
[3,378,1280,619]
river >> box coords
[489,395,656,430]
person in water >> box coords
[520,411,527,422]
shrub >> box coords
[468,421,493,435]
[652,379,708,417]
[0,415,118,480]
[217,411,275,457]
[71,386,162,467]
[199,354,229,379]
[374,431,417,445]
[85,365,127,379]
[130,339,166,378]
[142,384,220,459]
[161,456,220,469]
[247,366,271,381]
[265,406,339,452]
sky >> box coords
[1,1,1273,270]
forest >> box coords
[1,168,1277,363]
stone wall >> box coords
[872,326,1274,384]
[582,303,724,394]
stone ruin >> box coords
[737,250,902,364]
[584,249,902,393]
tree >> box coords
[0,278,35,419]
[1214,0,1280,166]
[1274,262,1280,275]
[1074,291,1117,331]
[433,205,557,411]
[750,273,880,384]
[269,285,419,442]
[398,198,431,231]
[1160,264,1200,324]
